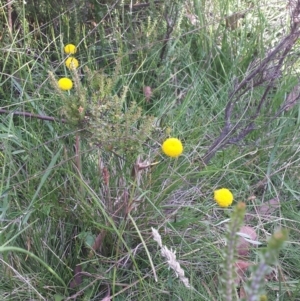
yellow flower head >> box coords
[214,188,234,207]
[259,295,268,301]
[162,138,183,158]
[65,57,79,70]
[64,44,77,54]
[58,77,73,91]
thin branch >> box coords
[124,1,161,11]
[159,14,175,61]
[202,2,300,164]
[159,3,180,62]
[0,109,67,123]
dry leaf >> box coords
[143,86,152,102]
[245,197,280,222]
[285,83,300,111]
[239,285,247,298]
[131,156,158,186]
[235,260,252,289]
[89,229,107,257]
[235,260,252,299]
[257,198,280,217]
[225,12,245,30]
[69,265,82,288]
[186,13,199,25]
[237,226,257,257]
[102,167,110,186]
[25,236,31,261]
[236,260,252,272]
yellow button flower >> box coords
[214,188,234,207]
[64,44,77,54]
[162,138,183,158]
[65,57,79,70]
[58,78,73,91]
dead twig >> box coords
[159,2,181,62]
[203,2,300,164]
[0,108,67,123]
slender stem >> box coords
[7,0,13,33]
[0,109,66,123]
[75,134,81,172]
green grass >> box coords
[1,0,300,300]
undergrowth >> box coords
[1,0,300,300]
